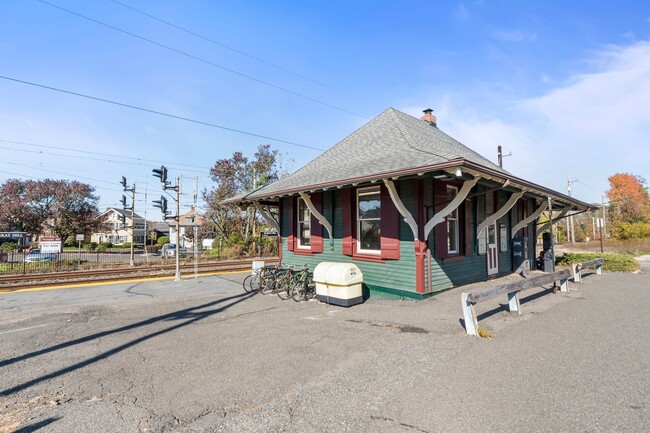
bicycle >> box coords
[291,265,315,302]
[243,264,276,294]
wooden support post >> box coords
[572,263,582,283]
[507,291,521,314]
[461,293,479,337]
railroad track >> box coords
[0,258,278,292]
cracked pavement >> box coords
[1,264,648,432]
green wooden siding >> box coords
[279,178,542,299]
[280,185,417,299]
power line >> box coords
[107,0,375,107]
[0,74,325,152]
[0,144,207,174]
[0,138,210,170]
[37,0,368,119]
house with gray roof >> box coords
[225,108,592,300]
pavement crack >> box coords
[370,415,432,433]
[124,283,154,298]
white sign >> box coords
[40,236,62,253]
[597,218,604,228]
[76,234,85,241]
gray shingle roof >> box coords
[228,108,506,202]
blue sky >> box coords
[1,0,649,217]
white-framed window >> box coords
[446,185,459,254]
[499,223,508,252]
[357,187,381,254]
[297,198,311,248]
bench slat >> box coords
[467,269,571,304]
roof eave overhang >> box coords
[222,159,594,211]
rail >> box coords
[0,258,278,292]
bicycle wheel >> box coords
[249,275,261,293]
[291,280,307,302]
[275,273,293,300]
[242,274,254,293]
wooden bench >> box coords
[572,258,604,283]
[461,269,571,337]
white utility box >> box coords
[313,262,364,307]
[252,260,265,275]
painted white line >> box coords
[0,324,49,335]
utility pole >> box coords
[120,176,136,267]
[602,193,607,239]
[567,176,577,245]
[152,165,181,281]
[497,145,512,169]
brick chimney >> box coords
[420,108,437,127]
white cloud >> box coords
[406,40,650,203]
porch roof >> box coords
[224,108,593,211]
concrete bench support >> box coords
[572,258,604,283]
[461,269,571,337]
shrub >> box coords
[611,222,650,240]
[221,245,245,259]
[83,242,97,251]
[121,242,132,248]
[0,241,17,252]
[556,252,640,272]
[157,236,169,246]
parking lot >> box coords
[1,262,648,433]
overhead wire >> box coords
[106,0,376,108]
[0,138,210,170]
[37,0,368,120]
[0,75,326,152]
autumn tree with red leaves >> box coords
[606,173,650,223]
[0,178,102,246]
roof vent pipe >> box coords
[420,108,437,127]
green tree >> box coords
[202,144,280,246]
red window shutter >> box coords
[310,192,324,253]
[286,197,295,251]
[433,180,448,259]
[380,184,400,260]
[464,199,472,256]
[342,188,354,256]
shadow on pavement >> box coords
[13,417,59,433]
[0,291,255,397]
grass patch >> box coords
[477,326,494,339]
[556,252,640,272]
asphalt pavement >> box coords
[0,260,648,433]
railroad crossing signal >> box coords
[120,176,127,190]
[152,165,168,186]
[153,195,169,218]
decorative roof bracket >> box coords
[424,176,481,240]
[476,191,524,239]
[511,199,549,238]
[298,192,333,239]
[383,178,419,241]
[253,201,280,234]
[536,206,571,236]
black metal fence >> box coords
[0,249,207,275]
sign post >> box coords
[76,234,84,267]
